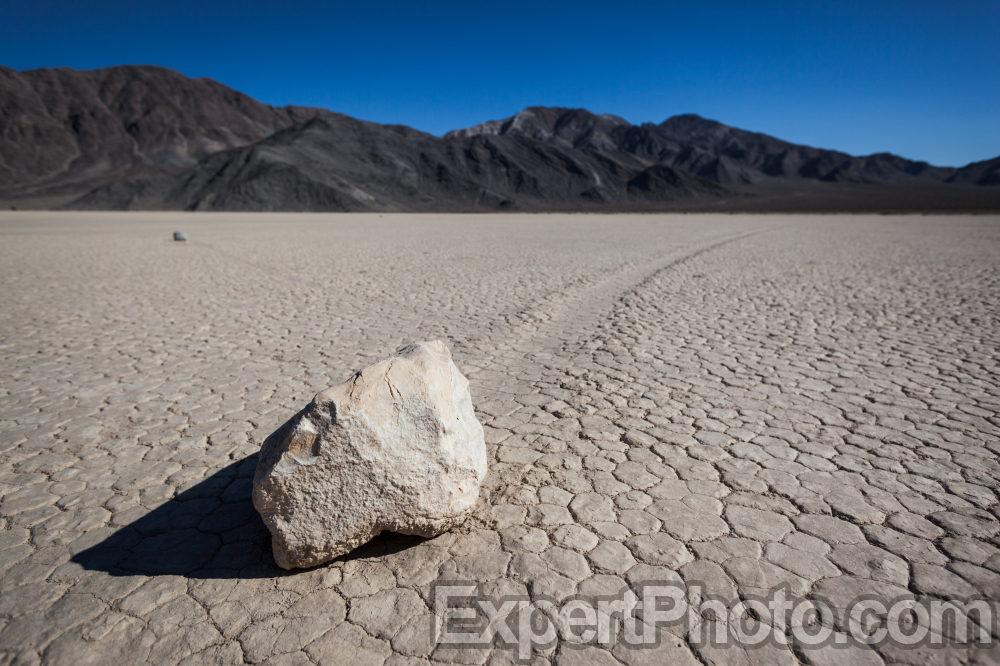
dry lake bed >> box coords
[1,211,999,666]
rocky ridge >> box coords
[452,106,963,186]
[1,65,997,211]
[0,64,321,197]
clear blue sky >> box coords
[2,0,998,166]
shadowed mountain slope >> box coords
[0,65,321,197]
[68,113,725,211]
[445,106,632,152]
[4,66,997,212]
[451,107,966,186]
[947,155,1000,186]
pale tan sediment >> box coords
[0,211,998,664]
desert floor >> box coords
[1,211,999,666]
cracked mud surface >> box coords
[1,211,999,665]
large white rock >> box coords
[252,341,487,569]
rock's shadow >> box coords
[72,453,428,579]
[73,455,275,579]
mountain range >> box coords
[450,107,964,185]
[1,65,997,212]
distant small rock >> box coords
[253,341,487,569]
[173,231,187,241]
